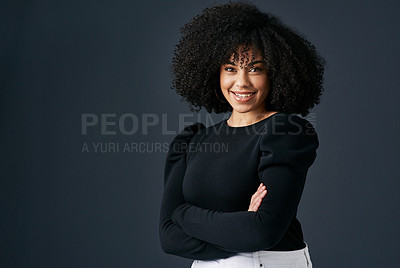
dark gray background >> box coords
[1,0,399,267]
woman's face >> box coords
[219,46,270,115]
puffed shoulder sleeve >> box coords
[259,113,319,171]
[162,122,205,186]
[170,114,319,252]
[159,122,237,260]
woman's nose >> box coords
[235,69,250,88]
[236,69,250,89]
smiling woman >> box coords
[159,1,325,267]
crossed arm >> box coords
[160,115,318,257]
[170,117,319,253]
[159,123,266,260]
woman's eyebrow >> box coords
[247,60,265,66]
[224,61,236,66]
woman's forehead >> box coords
[228,51,262,61]
[224,47,264,67]
[229,45,262,58]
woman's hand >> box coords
[248,183,267,212]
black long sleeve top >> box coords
[159,112,319,260]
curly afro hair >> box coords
[171,1,325,116]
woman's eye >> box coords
[249,67,263,72]
[224,67,236,72]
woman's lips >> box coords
[231,91,256,102]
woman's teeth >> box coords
[233,92,255,98]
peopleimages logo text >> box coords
[79,112,316,154]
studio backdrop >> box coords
[1,0,399,267]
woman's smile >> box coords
[230,91,257,102]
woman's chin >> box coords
[229,105,254,114]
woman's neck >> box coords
[227,110,279,127]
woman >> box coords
[159,2,325,267]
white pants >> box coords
[191,242,312,268]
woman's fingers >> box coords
[254,188,267,204]
[248,183,267,212]
[255,184,266,197]
[254,183,264,196]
